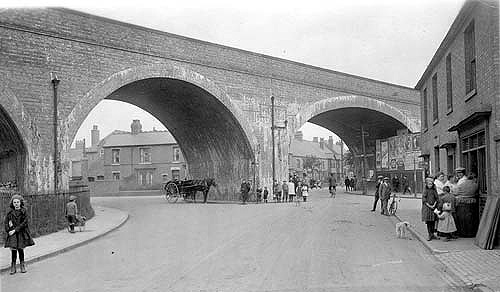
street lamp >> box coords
[271,96,287,192]
[51,72,60,193]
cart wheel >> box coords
[166,182,180,203]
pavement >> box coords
[348,190,500,292]
[0,205,129,274]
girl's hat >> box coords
[69,195,77,201]
[443,202,452,211]
[10,194,23,204]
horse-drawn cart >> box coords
[163,178,216,203]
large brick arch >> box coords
[62,63,257,199]
[63,63,257,151]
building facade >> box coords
[68,120,187,194]
[288,132,342,183]
[416,0,499,248]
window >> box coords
[137,170,153,185]
[112,149,120,164]
[446,53,453,112]
[434,146,440,173]
[461,131,486,193]
[296,159,301,168]
[171,169,180,180]
[97,175,104,180]
[422,88,428,129]
[112,172,120,180]
[88,177,95,182]
[464,21,476,95]
[139,148,152,164]
[100,149,104,157]
[173,147,181,162]
[432,73,438,123]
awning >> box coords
[418,153,430,158]
[448,110,491,132]
[440,141,457,149]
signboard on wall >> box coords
[376,133,422,171]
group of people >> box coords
[241,176,312,204]
[344,176,357,191]
[371,175,393,215]
[0,181,18,191]
[421,167,479,242]
[4,193,81,275]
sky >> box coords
[3,0,465,145]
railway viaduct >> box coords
[0,8,420,200]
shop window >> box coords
[461,131,486,193]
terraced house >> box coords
[416,0,499,248]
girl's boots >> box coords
[10,262,16,274]
[20,261,26,273]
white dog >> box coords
[396,221,411,239]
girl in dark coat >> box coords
[4,194,35,274]
[422,178,439,241]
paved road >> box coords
[1,190,470,292]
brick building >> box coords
[415,0,499,248]
[68,120,187,195]
[288,131,342,183]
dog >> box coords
[396,221,411,239]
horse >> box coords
[183,178,217,203]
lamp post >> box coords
[271,96,287,194]
[51,73,60,193]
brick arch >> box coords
[0,81,37,192]
[62,63,256,154]
[296,95,420,134]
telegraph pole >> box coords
[360,124,368,195]
[271,96,276,189]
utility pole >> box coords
[360,124,368,195]
[271,96,276,191]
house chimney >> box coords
[320,138,325,149]
[328,136,334,149]
[91,125,100,147]
[294,131,303,141]
[131,120,142,135]
[313,137,318,143]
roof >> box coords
[289,139,338,160]
[102,130,177,147]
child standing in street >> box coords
[4,194,35,274]
[435,202,457,241]
[263,187,269,203]
[301,183,309,202]
[66,195,78,233]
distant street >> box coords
[2,189,469,292]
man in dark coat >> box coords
[240,179,251,204]
[371,175,384,211]
[345,177,350,191]
[379,177,392,215]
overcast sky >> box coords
[4,0,465,145]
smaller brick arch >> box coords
[296,95,420,134]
